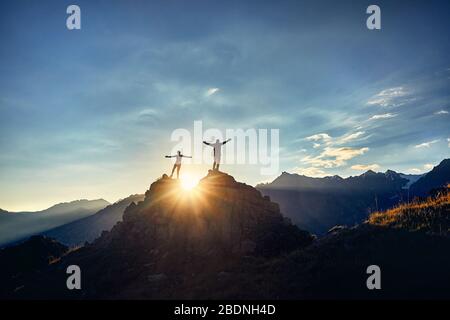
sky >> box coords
[1,0,449,211]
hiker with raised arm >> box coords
[165,150,192,179]
[203,138,231,171]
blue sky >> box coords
[1,0,449,211]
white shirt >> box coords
[211,142,223,161]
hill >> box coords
[0,235,68,297]
[256,186,450,299]
[42,195,144,247]
[0,199,110,247]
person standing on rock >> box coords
[203,138,231,171]
[165,151,192,179]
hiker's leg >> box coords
[212,161,216,170]
[170,164,176,178]
[216,163,220,171]
[176,165,180,179]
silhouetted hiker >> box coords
[203,138,231,171]
[165,151,192,179]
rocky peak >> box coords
[115,170,312,258]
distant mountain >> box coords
[399,173,423,189]
[257,169,409,234]
[42,194,144,247]
[0,199,110,247]
[257,160,449,235]
[409,159,450,197]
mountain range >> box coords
[42,194,144,247]
[257,159,450,234]
[0,199,110,247]
[1,170,448,299]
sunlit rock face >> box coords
[109,170,313,258]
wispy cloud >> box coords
[338,131,366,143]
[435,110,449,115]
[448,138,450,147]
[304,131,365,146]
[414,139,440,148]
[294,167,327,178]
[301,146,369,168]
[205,87,220,96]
[367,87,411,107]
[301,130,370,169]
[408,163,435,173]
[305,133,332,143]
[350,164,380,171]
[369,113,397,120]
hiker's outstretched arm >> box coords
[182,155,192,158]
[165,155,173,158]
[223,138,232,145]
[203,141,211,146]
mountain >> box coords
[399,173,423,189]
[2,174,449,299]
[0,199,110,247]
[256,187,450,299]
[409,159,450,197]
[5,171,313,299]
[257,160,450,235]
[0,235,68,297]
[42,195,144,247]
[257,170,409,234]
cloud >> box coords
[367,87,410,107]
[448,138,450,147]
[435,110,449,115]
[205,87,220,96]
[301,146,369,168]
[338,131,365,143]
[294,167,328,178]
[414,139,440,148]
[369,113,397,120]
[301,131,370,169]
[305,133,332,143]
[137,108,158,118]
[305,131,365,146]
[408,163,435,174]
[350,164,380,171]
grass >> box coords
[368,185,450,235]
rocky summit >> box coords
[12,171,312,299]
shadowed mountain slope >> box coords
[42,194,144,247]
[409,159,450,197]
[257,159,449,234]
[0,199,110,247]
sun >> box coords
[180,174,199,191]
